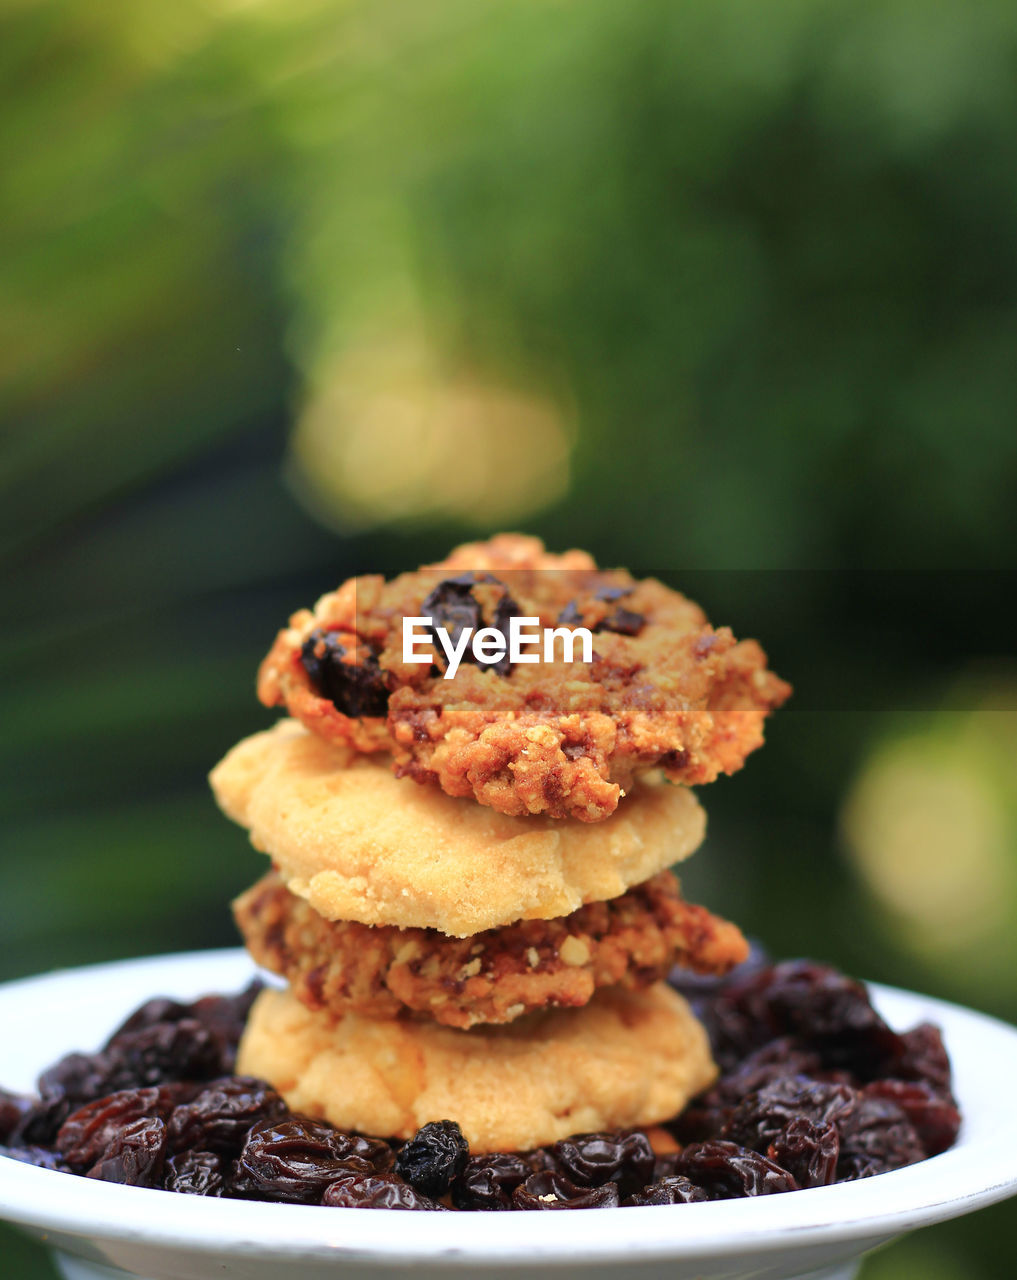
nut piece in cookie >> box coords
[236,982,717,1153]
[257,534,790,821]
[233,870,749,1029]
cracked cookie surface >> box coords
[257,534,790,821]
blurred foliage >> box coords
[2,0,1017,1276]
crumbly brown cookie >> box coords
[234,869,748,1029]
[210,720,705,937]
[257,534,790,821]
[236,983,716,1152]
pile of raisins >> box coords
[0,959,961,1209]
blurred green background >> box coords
[3,0,1017,1275]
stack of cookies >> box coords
[210,535,789,1154]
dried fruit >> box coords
[300,631,390,717]
[452,1153,531,1211]
[107,998,191,1042]
[837,1096,924,1180]
[395,1120,469,1198]
[557,586,645,637]
[705,962,902,1078]
[163,1150,226,1196]
[56,1087,181,1170]
[37,1052,121,1115]
[892,1023,954,1095]
[724,1078,857,1153]
[323,1172,446,1210]
[675,1140,798,1198]
[86,1117,168,1187]
[421,575,520,675]
[513,1170,621,1209]
[232,1116,390,1204]
[650,1151,682,1181]
[767,1117,839,1189]
[185,984,264,1070]
[166,1077,286,1156]
[104,1019,225,1090]
[551,1131,654,1198]
[629,1176,709,1205]
[862,1080,961,1157]
[714,1039,825,1104]
[0,1090,32,1144]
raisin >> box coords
[668,1092,732,1146]
[38,1052,121,1115]
[675,1141,798,1198]
[107,998,191,1042]
[166,1077,287,1156]
[452,1153,531,1211]
[723,1078,857,1153]
[103,983,262,1075]
[104,1019,225,1089]
[185,984,263,1066]
[669,940,771,1025]
[523,1146,561,1173]
[300,630,389,717]
[706,962,902,1078]
[862,1080,960,1157]
[557,586,645,637]
[11,1097,71,1148]
[650,1151,682,1181]
[599,606,644,636]
[629,1176,709,1206]
[713,1039,825,1105]
[56,1086,182,1170]
[551,1131,654,1199]
[767,1117,840,1189]
[395,1120,469,1198]
[163,1150,226,1196]
[513,1170,621,1210]
[323,1171,446,1210]
[836,1095,924,1180]
[86,1116,168,1187]
[892,1023,954,1095]
[0,1145,67,1171]
[0,1090,32,1144]
[232,1116,389,1204]
[421,575,519,675]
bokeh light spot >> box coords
[841,733,1012,954]
[286,334,574,530]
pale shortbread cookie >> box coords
[237,982,716,1152]
[210,720,705,937]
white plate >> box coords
[1,948,1015,1280]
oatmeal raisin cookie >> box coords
[257,534,790,821]
[234,869,748,1029]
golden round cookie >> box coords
[210,720,706,937]
[236,982,717,1153]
